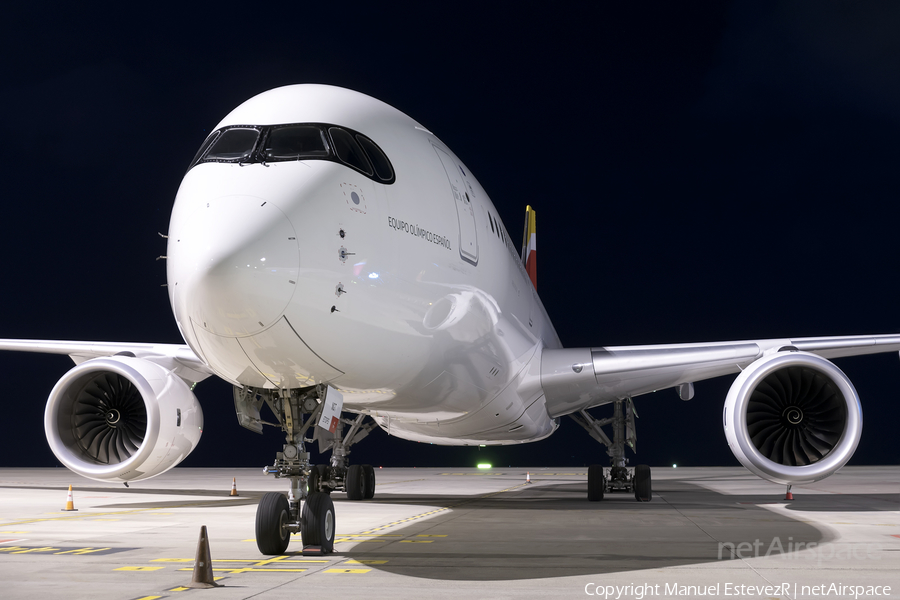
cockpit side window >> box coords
[190,131,221,167]
[203,127,260,162]
[328,127,373,176]
[264,125,329,161]
[356,134,394,183]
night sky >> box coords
[1,2,898,472]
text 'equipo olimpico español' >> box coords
[387,216,451,250]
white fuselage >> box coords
[166,85,561,446]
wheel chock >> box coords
[302,545,324,556]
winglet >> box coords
[521,205,537,289]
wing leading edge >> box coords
[0,339,214,384]
[540,334,900,418]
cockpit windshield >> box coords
[263,126,330,160]
[203,127,260,162]
[189,123,395,184]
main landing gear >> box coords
[570,397,652,502]
[232,384,377,555]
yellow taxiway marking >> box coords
[399,540,432,543]
[0,531,29,534]
[178,566,306,574]
[415,534,447,537]
[0,546,118,555]
[353,482,528,537]
[323,568,371,574]
[3,506,175,527]
[116,566,164,571]
[343,559,388,565]
[133,596,162,600]
[153,557,328,564]
[169,587,190,592]
[375,478,426,486]
[337,533,403,537]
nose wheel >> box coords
[255,492,292,555]
[301,492,336,553]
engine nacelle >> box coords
[44,356,203,482]
[723,351,862,485]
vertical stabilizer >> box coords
[521,205,537,289]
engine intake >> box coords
[45,356,203,482]
[724,351,861,485]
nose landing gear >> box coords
[233,384,377,555]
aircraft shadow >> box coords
[329,479,894,581]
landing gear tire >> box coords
[309,464,332,494]
[587,464,604,501]
[301,492,335,553]
[346,464,365,500]
[256,492,291,555]
[634,464,652,502]
[362,464,376,499]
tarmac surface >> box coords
[0,466,897,599]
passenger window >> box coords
[329,127,373,176]
[204,128,260,162]
[264,126,329,160]
[356,135,394,182]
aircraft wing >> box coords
[540,334,900,418]
[0,339,214,383]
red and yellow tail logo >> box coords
[521,205,537,289]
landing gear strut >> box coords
[232,384,377,555]
[571,397,652,502]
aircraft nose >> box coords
[172,196,299,337]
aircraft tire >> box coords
[362,464,375,499]
[587,464,604,501]
[634,464,652,502]
[302,492,335,553]
[255,492,291,555]
[346,464,365,500]
[309,464,332,494]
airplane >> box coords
[2,84,898,556]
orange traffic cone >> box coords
[230,477,238,497]
[62,485,77,511]
[784,485,794,501]
[526,472,532,484]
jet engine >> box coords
[44,356,203,482]
[723,350,861,485]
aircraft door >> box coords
[434,145,478,266]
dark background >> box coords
[1,2,898,470]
